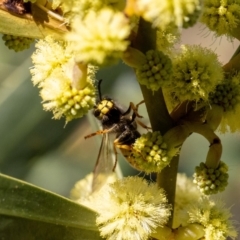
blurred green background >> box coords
[0,23,239,239]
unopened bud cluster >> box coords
[209,79,240,112]
[136,50,172,91]
[193,161,229,195]
[130,131,172,173]
[53,85,96,122]
[2,34,34,52]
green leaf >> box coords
[0,173,103,239]
[0,3,67,39]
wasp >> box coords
[3,0,31,15]
[85,80,144,192]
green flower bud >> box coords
[2,34,34,52]
[193,161,229,195]
[209,77,240,112]
[40,75,96,123]
[129,131,174,173]
[136,50,172,91]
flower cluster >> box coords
[189,198,238,240]
[165,45,224,106]
[31,36,96,122]
[51,0,125,19]
[96,177,171,240]
[136,50,173,91]
[174,174,237,240]
[71,174,237,240]
[127,0,201,30]
[193,161,229,195]
[130,131,175,173]
[209,72,240,132]
[66,8,131,66]
[156,27,180,54]
[5,0,239,239]
[72,176,171,240]
[2,34,34,52]
[173,173,203,228]
[201,0,240,37]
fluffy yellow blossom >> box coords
[173,173,203,228]
[70,173,117,210]
[51,0,125,17]
[66,8,131,66]
[31,36,96,122]
[95,177,171,240]
[70,173,94,201]
[71,176,171,240]
[188,198,238,240]
[201,0,240,37]
[40,69,95,122]
[173,174,237,240]
[133,0,201,29]
[156,27,180,54]
[31,36,72,86]
[165,45,223,107]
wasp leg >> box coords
[136,120,152,131]
[84,124,118,139]
[123,100,145,118]
[130,101,145,118]
[84,129,109,139]
[122,102,132,116]
[135,100,145,111]
[85,117,130,139]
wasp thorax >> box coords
[96,99,114,118]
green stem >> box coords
[140,86,175,133]
[133,18,175,133]
[156,156,179,227]
[182,121,222,169]
[223,52,240,72]
[229,44,240,61]
[133,18,176,227]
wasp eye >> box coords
[94,109,101,118]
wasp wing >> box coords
[92,133,115,193]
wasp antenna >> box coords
[97,79,103,101]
